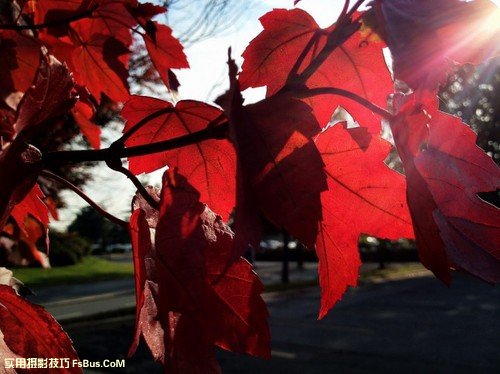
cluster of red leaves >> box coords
[0,0,499,372]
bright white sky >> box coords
[51,0,500,230]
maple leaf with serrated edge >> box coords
[0,54,75,229]
[70,21,130,103]
[0,285,81,373]
[390,94,500,284]
[239,8,393,130]
[218,54,327,256]
[122,96,236,220]
[128,169,270,372]
[314,123,414,318]
[72,101,101,149]
[142,22,189,89]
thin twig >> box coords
[40,170,128,227]
[296,86,393,120]
[339,0,351,21]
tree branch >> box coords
[0,6,97,30]
[296,86,393,120]
[105,157,160,210]
[40,170,128,227]
[42,121,229,165]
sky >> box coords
[51,0,500,230]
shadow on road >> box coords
[64,273,499,373]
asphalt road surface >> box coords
[64,273,499,373]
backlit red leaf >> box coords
[239,8,392,129]
[15,54,76,139]
[143,22,189,89]
[0,285,80,373]
[70,22,129,102]
[122,96,236,220]
[219,59,327,253]
[0,54,74,229]
[315,123,414,317]
[0,31,40,96]
[11,184,49,231]
[390,95,500,283]
[128,170,270,372]
[72,101,101,149]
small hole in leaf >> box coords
[477,190,499,208]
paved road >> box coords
[28,261,322,321]
[63,273,499,373]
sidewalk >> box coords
[28,261,429,323]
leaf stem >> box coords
[40,170,128,227]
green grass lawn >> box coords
[12,257,134,288]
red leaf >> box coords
[155,170,270,366]
[126,1,166,25]
[390,95,500,283]
[72,102,101,149]
[219,60,327,252]
[15,53,76,139]
[239,8,392,128]
[315,123,414,317]
[128,209,164,360]
[0,285,80,372]
[1,54,74,229]
[29,0,91,37]
[70,22,130,102]
[373,0,500,90]
[128,170,270,372]
[0,31,41,96]
[0,143,41,230]
[122,96,236,220]
[11,184,49,231]
[143,22,189,89]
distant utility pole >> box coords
[281,231,290,283]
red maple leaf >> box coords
[72,101,101,149]
[315,123,414,317]
[70,21,130,102]
[122,96,236,220]
[0,54,75,228]
[239,8,392,129]
[11,184,49,231]
[219,56,327,254]
[0,285,81,373]
[0,31,41,96]
[142,22,189,89]
[390,95,500,283]
[128,170,270,371]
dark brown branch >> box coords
[296,87,393,120]
[297,20,361,83]
[42,121,229,165]
[40,170,128,227]
[105,158,160,210]
[0,6,97,30]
